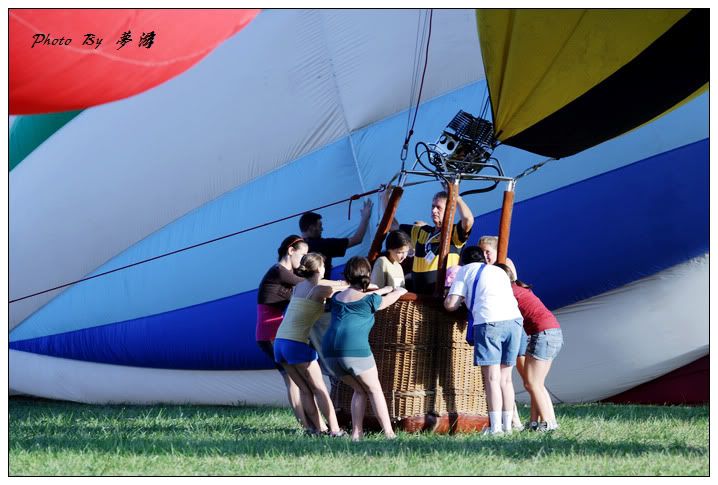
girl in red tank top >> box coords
[496,263,563,432]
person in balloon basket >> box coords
[370,229,412,289]
[495,263,563,432]
[322,256,407,441]
[388,189,473,294]
[478,235,518,282]
[444,246,523,435]
[273,252,349,437]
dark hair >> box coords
[385,230,411,251]
[495,263,532,289]
[277,235,306,261]
[343,256,372,291]
[299,212,322,232]
[433,190,448,202]
[295,252,325,278]
[460,246,486,265]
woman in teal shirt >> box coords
[322,256,407,441]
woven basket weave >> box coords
[331,294,487,421]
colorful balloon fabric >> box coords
[9,9,708,405]
[10,9,259,114]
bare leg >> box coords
[283,364,325,432]
[481,364,503,432]
[499,364,515,412]
[353,366,395,439]
[341,374,367,441]
[295,361,341,434]
[513,356,526,426]
[280,372,311,429]
[524,356,556,425]
[481,365,502,413]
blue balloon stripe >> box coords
[9,138,708,369]
[469,138,708,309]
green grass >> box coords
[9,397,708,476]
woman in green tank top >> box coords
[322,257,407,441]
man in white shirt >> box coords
[444,246,523,435]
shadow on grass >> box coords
[9,430,707,460]
[10,398,708,461]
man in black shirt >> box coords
[299,199,373,279]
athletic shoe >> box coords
[482,428,504,436]
[536,421,558,432]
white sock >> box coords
[489,411,502,432]
[502,411,513,432]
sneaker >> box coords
[482,428,504,436]
[329,430,347,438]
[512,422,525,431]
[526,421,539,432]
[536,421,558,433]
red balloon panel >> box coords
[10,9,260,114]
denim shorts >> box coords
[273,338,318,365]
[517,329,529,357]
[474,318,523,366]
[526,328,563,361]
[323,355,376,378]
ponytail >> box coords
[295,253,325,278]
[343,256,372,291]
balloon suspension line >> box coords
[9,185,394,304]
[513,156,558,181]
[400,8,434,166]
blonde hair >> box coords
[478,235,498,249]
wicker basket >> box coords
[331,294,487,431]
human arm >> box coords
[347,199,373,248]
[443,266,468,311]
[455,194,474,234]
[443,294,464,312]
[377,287,408,311]
[318,279,350,291]
[307,279,348,303]
[278,265,305,286]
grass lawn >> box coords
[9,396,708,476]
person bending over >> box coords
[273,253,348,436]
[444,246,523,435]
[322,256,407,441]
[496,263,563,432]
